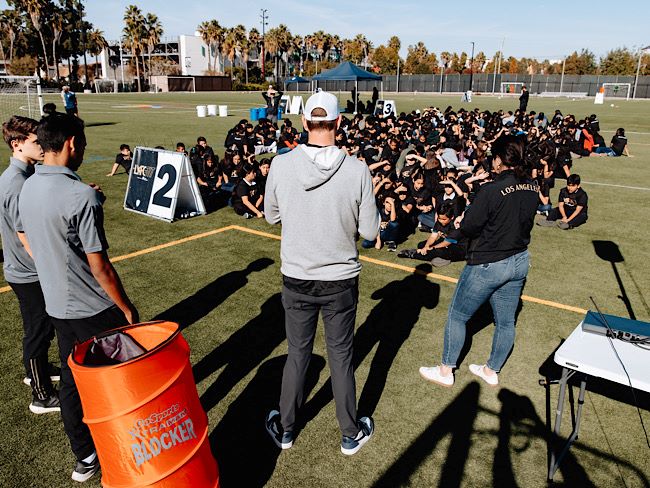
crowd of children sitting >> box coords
[111,103,631,266]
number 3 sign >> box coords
[124,147,205,222]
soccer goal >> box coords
[0,76,44,121]
[602,83,631,100]
[499,81,524,97]
[94,79,119,93]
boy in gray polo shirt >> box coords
[1,116,59,414]
[20,113,139,483]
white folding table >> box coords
[548,322,650,481]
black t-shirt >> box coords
[232,180,260,210]
[559,187,588,215]
[412,186,433,208]
[115,153,131,172]
[611,135,627,156]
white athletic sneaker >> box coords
[469,364,499,386]
[419,366,454,387]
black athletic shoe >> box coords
[23,364,61,386]
[397,249,418,259]
[29,393,61,414]
[71,457,100,483]
[265,410,294,449]
[341,416,374,455]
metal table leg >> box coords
[548,367,587,482]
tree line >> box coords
[2,2,648,85]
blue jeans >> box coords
[418,211,436,229]
[362,221,399,248]
[593,147,617,156]
[441,250,529,372]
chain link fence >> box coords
[280,74,650,98]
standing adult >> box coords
[262,85,283,124]
[61,86,78,116]
[519,86,529,113]
[419,135,538,387]
[19,113,139,483]
[264,91,380,455]
[0,116,59,414]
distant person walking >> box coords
[61,86,78,116]
[264,91,380,455]
[519,86,529,112]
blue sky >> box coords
[3,0,649,59]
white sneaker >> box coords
[469,364,499,386]
[419,366,454,387]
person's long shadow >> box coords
[302,264,440,424]
[372,382,481,488]
[496,388,596,487]
[152,257,274,330]
[210,354,326,488]
[197,293,286,413]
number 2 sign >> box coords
[124,147,205,222]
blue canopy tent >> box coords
[284,75,310,92]
[312,61,383,113]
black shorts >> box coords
[66,107,78,115]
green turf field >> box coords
[1,92,649,487]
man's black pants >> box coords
[51,306,128,460]
[9,281,55,400]
[280,284,359,438]
[546,207,588,228]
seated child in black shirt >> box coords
[231,162,264,218]
[537,174,588,230]
[398,204,466,266]
[107,144,132,176]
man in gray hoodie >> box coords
[264,91,380,455]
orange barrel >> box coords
[69,321,219,488]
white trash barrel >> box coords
[196,105,207,117]
[218,105,228,117]
[207,105,217,116]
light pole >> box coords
[633,45,650,99]
[260,9,268,81]
[469,41,475,92]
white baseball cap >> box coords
[304,91,340,121]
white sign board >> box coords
[124,147,205,222]
[594,92,604,105]
[374,99,396,117]
[289,95,304,115]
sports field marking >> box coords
[0,225,236,295]
[0,223,589,315]
[229,225,588,315]
[583,181,650,191]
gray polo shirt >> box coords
[0,157,38,284]
[19,165,114,319]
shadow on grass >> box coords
[372,382,480,488]
[539,344,650,486]
[209,354,326,488]
[86,122,117,127]
[592,240,637,319]
[152,257,274,329]
[197,293,286,412]
[302,263,440,423]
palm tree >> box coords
[24,0,50,77]
[144,13,163,81]
[51,8,64,80]
[241,35,252,84]
[87,29,108,79]
[123,5,145,91]
[206,19,224,74]
[1,9,21,69]
[221,27,237,80]
[248,27,261,69]
[198,21,212,72]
